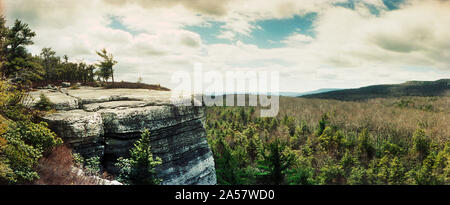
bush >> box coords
[0,118,61,184]
[413,153,444,185]
[318,164,344,185]
[1,133,42,183]
[10,121,62,153]
[357,129,375,160]
[412,128,431,159]
[115,130,162,185]
[35,146,96,185]
[348,167,368,185]
[85,156,101,176]
[34,93,54,111]
[286,167,316,185]
[72,152,84,167]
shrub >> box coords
[2,134,42,183]
[357,129,375,160]
[316,113,329,136]
[72,152,84,167]
[373,156,406,185]
[381,141,404,156]
[318,164,344,185]
[318,127,344,151]
[11,121,62,153]
[34,93,54,111]
[115,130,162,185]
[413,153,444,185]
[412,128,431,159]
[0,119,61,184]
[286,167,316,185]
[340,150,358,172]
[348,167,368,185]
[85,156,101,176]
[0,137,15,184]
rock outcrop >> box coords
[28,87,216,185]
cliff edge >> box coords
[28,87,217,185]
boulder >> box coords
[62,82,71,87]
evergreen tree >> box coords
[1,19,43,85]
[96,49,117,83]
[257,139,295,185]
[115,130,162,185]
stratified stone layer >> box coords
[29,87,216,185]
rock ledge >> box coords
[29,87,216,185]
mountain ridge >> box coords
[300,79,449,101]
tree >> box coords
[256,139,295,185]
[96,49,117,84]
[1,19,42,84]
[0,16,8,75]
[115,130,162,185]
[40,48,59,83]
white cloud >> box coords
[3,0,450,92]
[282,33,314,46]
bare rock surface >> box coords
[28,87,216,185]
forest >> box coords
[206,96,449,185]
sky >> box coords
[2,0,450,92]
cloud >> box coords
[102,0,234,16]
[282,33,314,46]
[2,0,450,92]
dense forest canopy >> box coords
[206,96,449,185]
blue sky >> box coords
[181,0,405,49]
[185,12,317,49]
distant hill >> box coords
[271,89,343,97]
[295,88,344,97]
[300,79,449,101]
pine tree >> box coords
[96,49,117,84]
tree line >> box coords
[0,17,118,87]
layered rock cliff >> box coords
[28,87,216,185]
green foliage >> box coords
[256,139,295,185]
[115,130,162,185]
[1,132,42,183]
[84,156,101,176]
[35,93,54,111]
[357,129,375,160]
[1,19,43,85]
[318,164,344,185]
[1,120,62,184]
[96,49,118,83]
[206,105,448,185]
[318,127,345,151]
[316,113,329,136]
[412,128,431,159]
[72,152,84,167]
[286,166,316,185]
[0,80,61,184]
[347,166,368,185]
